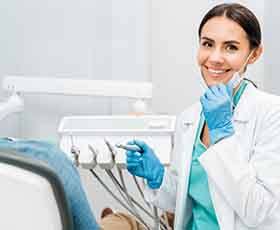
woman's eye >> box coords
[201,41,212,48]
[226,45,238,51]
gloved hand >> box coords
[126,139,164,189]
[200,79,235,145]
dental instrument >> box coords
[103,139,148,227]
[70,135,80,166]
[104,139,117,159]
[105,169,150,229]
[126,140,165,189]
[89,169,149,230]
[153,206,160,230]
[117,166,147,228]
[97,140,168,229]
[115,143,143,153]
[132,176,151,209]
[131,177,170,229]
[106,170,158,219]
[78,144,97,169]
[103,169,168,230]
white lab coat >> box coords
[145,83,280,229]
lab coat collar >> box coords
[233,82,256,123]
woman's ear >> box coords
[248,45,263,64]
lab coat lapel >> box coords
[232,83,255,158]
[232,83,253,123]
[174,104,201,229]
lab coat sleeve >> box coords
[199,100,280,228]
[144,168,178,212]
[144,113,185,212]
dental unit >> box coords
[2,75,175,230]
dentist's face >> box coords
[197,16,251,87]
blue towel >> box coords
[0,138,99,230]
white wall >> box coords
[263,1,280,95]
[0,0,149,139]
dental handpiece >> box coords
[70,135,80,166]
[115,144,143,153]
[88,144,98,159]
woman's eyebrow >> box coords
[224,40,240,45]
[200,36,214,42]
[201,36,240,45]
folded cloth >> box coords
[0,138,99,230]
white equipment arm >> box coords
[3,76,152,99]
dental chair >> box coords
[0,151,74,230]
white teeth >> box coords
[208,68,226,74]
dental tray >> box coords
[58,115,176,168]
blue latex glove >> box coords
[0,138,99,230]
[200,79,235,145]
[126,139,164,189]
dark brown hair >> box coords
[198,3,261,50]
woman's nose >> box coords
[208,49,224,64]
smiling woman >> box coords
[125,3,280,230]
[197,4,262,87]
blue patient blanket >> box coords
[0,138,99,230]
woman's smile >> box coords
[203,65,232,81]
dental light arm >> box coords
[3,76,152,114]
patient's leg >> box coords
[0,138,99,230]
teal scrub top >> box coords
[187,81,248,230]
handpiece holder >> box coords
[58,115,176,168]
